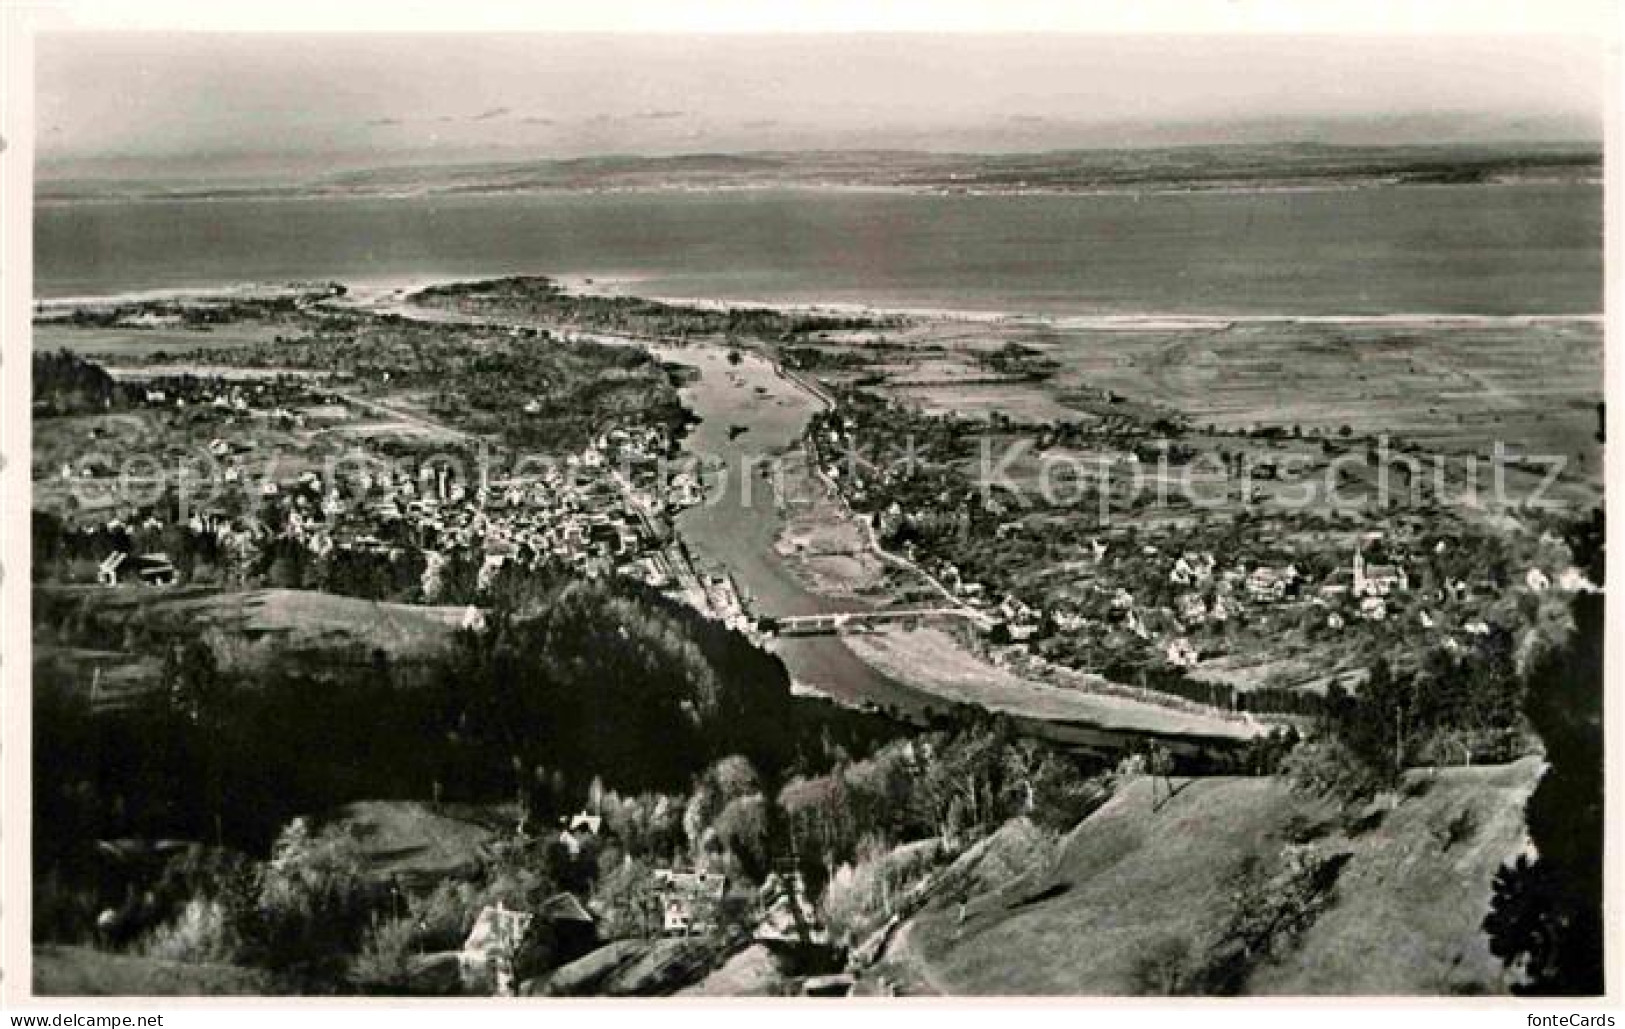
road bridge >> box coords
[771,606,993,636]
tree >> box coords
[1483,591,1603,995]
[712,794,774,881]
[1280,737,1383,808]
[1129,935,1194,996]
[246,818,375,974]
[164,638,222,726]
[1322,659,1422,789]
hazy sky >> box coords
[36,33,1605,176]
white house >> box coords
[1165,637,1199,668]
[97,552,127,587]
[1169,555,1195,585]
[1175,592,1208,625]
[1353,548,1407,597]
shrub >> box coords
[1435,806,1479,852]
[1191,845,1350,994]
[823,836,942,945]
[1128,935,1195,996]
[246,818,377,973]
[1277,813,1331,846]
[1280,738,1383,807]
[141,897,242,965]
[711,794,773,881]
[32,868,101,945]
[351,914,421,993]
[591,857,659,940]
[410,879,481,952]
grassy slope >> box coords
[325,800,498,887]
[889,758,1542,996]
[1251,759,1542,996]
[43,585,466,652]
[32,945,279,996]
[37,586,469,706]
[136,587,465,649]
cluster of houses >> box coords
[84,413,721,606]
[132,375,323,425]
[451,814,829,996]
[68,368,784,642]
[903,522,1587,688]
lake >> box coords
[35,184,1602,315]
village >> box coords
[31,341,765,636]
[798,377,1594,729]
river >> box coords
[651,342,936,711]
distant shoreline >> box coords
[544,273,1606,328]
[34,174,1604,208]
[35,275,1607,328]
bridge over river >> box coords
[770,606,995,636]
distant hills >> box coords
[37,142,1601,204]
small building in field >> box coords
[1353,548,1407,597]
[134,553,178,586]
[97,552,127,587]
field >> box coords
[796,314,1603,505]
[35,587,469,707]
[1039,319,1602,481]
[327,800,501,888]
[33,946,282,996]
[69,585,466,648]
[877,757,1543,995]
[773,450,890,600]
[33,321,300,359]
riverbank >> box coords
[551,272,1602,331]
